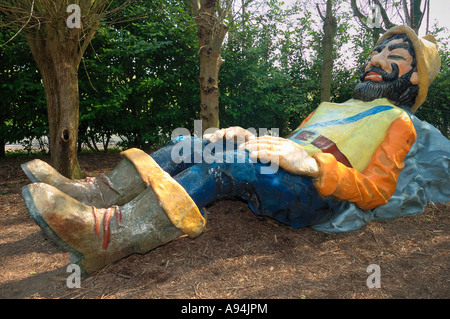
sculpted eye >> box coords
[388,55,406,60]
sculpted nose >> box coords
[367,52,392,73]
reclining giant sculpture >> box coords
[21,26,450,274]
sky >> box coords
[278,0,450,38]
[419,0,450,36]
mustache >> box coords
[360,63,399,82]
[353,66,415,105]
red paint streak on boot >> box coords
[113,205,122,226]
[98,173,112,188]
[92,206,122,250]
[102,207,114,250]
[92,206,100,236]
[85,177,95,183]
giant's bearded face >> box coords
[353,33,420,108]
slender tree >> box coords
[0,0,133,178]
[191,0,233,132]
[317,0,337,103]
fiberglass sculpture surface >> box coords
[21,26,450,274]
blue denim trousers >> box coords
[150,136,343,228]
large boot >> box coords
[22,153,206,274]
[21,149,155,207]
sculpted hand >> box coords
[203,126,256,144]
[239,136,320,178]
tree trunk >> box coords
[411,0,423,33]
[192,0,229,133]
[26,29,83,179]
[198,47,222,131]
[318,0,337,103]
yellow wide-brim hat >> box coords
[376,25,441,113]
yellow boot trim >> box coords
[121,148,206,237]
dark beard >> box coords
[353,64,418,107]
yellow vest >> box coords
[289,98,407,172]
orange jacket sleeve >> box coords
[312,114,416,211]
[299,111,315,127]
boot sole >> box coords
[21,163,40,183]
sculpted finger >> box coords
[245,133,256,141]
[242,142,282,152]
[253,136,284,143]
[245,136,287,147]
[249,150,281,163]
[225,129,236,140]
[209,129,226,143]
[225,127,256,142]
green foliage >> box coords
[220,2,293,135]
[0,29,47,156]
[78,0,200,149]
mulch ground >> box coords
[0,151,449,299]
